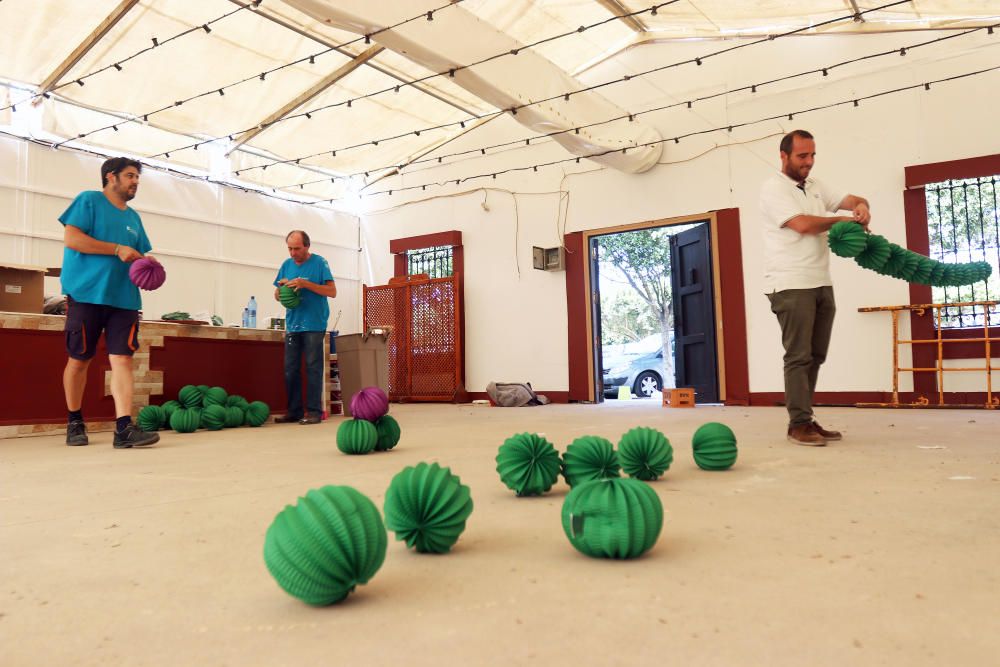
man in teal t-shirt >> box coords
[59,157,160,449]
[273,230,337,425]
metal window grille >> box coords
[407,245,453,278]
[926,175,1000,328]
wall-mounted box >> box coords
[532,246,565,271]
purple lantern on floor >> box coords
[350,387,389,422]
[129,257,166,290]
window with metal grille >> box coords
[406,245,453,278]
[926,174,1000,328]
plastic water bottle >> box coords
[242,307,248,328]
[248,296,257,328]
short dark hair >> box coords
[779,130,814,156]
[101,157,142,187]
[286,230,311,247]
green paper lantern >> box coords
[618,426,673,481]
[384,462,473,553]
[495,432,561,496]
[337,419,377,454]
[197,384,209,394]
[224,405,245,428]
[854,234,890,272]
[203,386,228,407]
[881,244,909,277]
[912,256,936,284]
[278,285,302,309]
[561,435,620,487]
[161,400,181,421]
[827,221,868,258]
[561,478,663,559]
[928,262,947,286]
[169,407,200,433]
[692,422,738,470]
[178,384,203,408]
[201,404,227,431]
[374,415,401,451]
[264,485,387,606]
[245,401,270,427]
[226,394,249,409]
[137,405,165,432]
[896,251,922,282]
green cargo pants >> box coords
[766,287,836,426]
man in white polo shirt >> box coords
[760,130,871,446]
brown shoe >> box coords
[274,415,301,424]
[811,421,842,441]
[787,423,826,447]
[298,414,322,425]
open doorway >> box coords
[590,220,720,403]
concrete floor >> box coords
[2,402,999,666]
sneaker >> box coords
[113,423,160,449]
[787,423,826,447]
[274,415,302,424]
[299,414,322,425]
[811,421,842,441]
[66,420,89,446]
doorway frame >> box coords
[565,208,750,405]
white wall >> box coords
[358,31,1000,395]
[0,137,361,333]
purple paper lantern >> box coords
[350,387,389,422]
[129,257,166,290]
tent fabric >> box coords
[0,1,996,201]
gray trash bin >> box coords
[337,329,390,416]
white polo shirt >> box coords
[759,171,847,293]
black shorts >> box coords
[65,297,140,360]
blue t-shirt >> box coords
[58,191,152,311]
[274,254,335,332]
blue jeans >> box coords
[284,331,325,419]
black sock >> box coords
[116,416,131,433]
[69,410,83,423]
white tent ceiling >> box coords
[0,1,997,204]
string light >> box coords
[351,64,999,201]
[271,27,998,191]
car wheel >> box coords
[633,371,661,398]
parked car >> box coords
[602,348,673,399]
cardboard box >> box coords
[337,330,390,416]
[663,387,695,408]
[0,263,47,314]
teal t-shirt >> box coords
[58,191,152,311]
[274,254,335,332]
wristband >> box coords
[113,244,120,258]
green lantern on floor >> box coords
[384,462,473,553]
[337,419,377,454]
[178,384,203,409]
[224,405,245,428]
[137,405,165,432]
[169,408,200,433]
[201,404,227,431]
[203,386,228,407]
[618,426,673,481]
[561,477,663,559]
[245,401,270,427]
[692,422,738,471]
[561,435,620,488]
[161,400,181,422]
[495,432,561,496]
[374,415,401,451]
[264,485,387,605]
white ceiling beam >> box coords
[593,0,647,33]
[227,45,384,155]
[33,0,140,105]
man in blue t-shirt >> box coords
[273,230,337,424]
[59,157,160,449]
